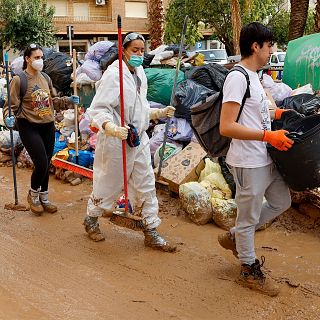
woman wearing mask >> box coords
[84,32,176,252]
[4,44,79,215]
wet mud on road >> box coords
[0,167,319,320]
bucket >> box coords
[267,114,320,191]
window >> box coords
[47,0,68,17]
[271,55,278,64]
[125,2,148,18]
[73,3,89,20]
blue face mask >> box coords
[127,55,144,68]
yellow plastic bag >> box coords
[199,158,221,182]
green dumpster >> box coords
[282,34,320,91]
[78,84,96,110]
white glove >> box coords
[103,122,129,140]
[149,106,176,120]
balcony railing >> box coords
[53,15,112,23]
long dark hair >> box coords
[22,44,43,70]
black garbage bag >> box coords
[43,52,72,95]
[100,46,118,72]
[173,79,213,122]
[268,113,320,191]
[272,110,305,132]
[281,93,320,116]
[218,156,236,198]
[165,45,186,55]
[42,47,56,60]
[142,53,155,68]
[185,64,228,92]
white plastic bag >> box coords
[179,182,213,225]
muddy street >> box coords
[0,167,319,320]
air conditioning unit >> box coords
[96,0,106,5]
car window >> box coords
[271,55,278,63]
[278,53,286,62]
[199,50,227,61]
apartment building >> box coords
[48,0,151,53]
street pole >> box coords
[68,25,72,56]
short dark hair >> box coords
[240,22,274,58]
[23,44,43,70]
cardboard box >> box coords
[157,142,207,194]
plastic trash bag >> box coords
[173,79,213,122]
[186,63,228,92]
[218,156,236,198]
[85,41,114,62]
[142,53,155,68]
[69,149,94,168]
[200,172,232,200]
[281,94,320,115]
[179,182,213,225]
[100,46,118,71]
[145,68,185,105]
[77,59,102,82]
[199,158,221,182]
[211,198,237,230]
[11,56,24,75]
[262,74,292,104]
[53,132,67,156]
[43,52,73,95]
[0,130,22,150]
[167,117,193,142]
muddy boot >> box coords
[236,257,280,297]
[27,189,44,216]
[143,228,176,252]
[39,191,57,213]
[83,216,105,242]
[218,231,238,258]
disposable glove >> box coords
[262,129,294,151]
[150,106,176,120]
[69,95,80,105]
[104,122,129,140]
[5,116,15,129]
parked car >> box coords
[195,49,228,65]
[268,52,286,67]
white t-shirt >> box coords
[222,64,272,168]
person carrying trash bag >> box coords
[84,32,176,252]
[3,44,80,215]
[217,23,294,296]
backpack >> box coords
[2,71,50,129]
[190,65,251,158]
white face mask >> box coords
[31,59,43,71]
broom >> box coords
[3,52,28,211]
[51,49,93,179]
[109,15,144,231]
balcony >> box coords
[53,15,112,23]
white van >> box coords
[268,52,286,67]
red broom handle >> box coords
[117,15,129,213]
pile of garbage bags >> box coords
[179,158,237,229]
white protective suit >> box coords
[86,60,161,230]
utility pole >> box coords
[67,25,74,56]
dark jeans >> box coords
[17,118,55,192]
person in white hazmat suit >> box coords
[83,32,176,252]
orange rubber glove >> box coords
[274,108,287,120]
[263,130,294,151]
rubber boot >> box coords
[83,216,105,242]
[218,231,238,258]
[27,188,44,216]
[39,191,57,213]
[236,257,280,297]
[143,228,176,252]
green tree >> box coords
[0,0,56,52]
[164,0,284,55]
[268,8,315,49]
